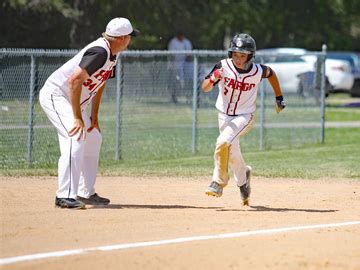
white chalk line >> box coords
[1,220,359,266]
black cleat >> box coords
[55,197,86,209]
[77,193,110,205]
[240,166,252,206]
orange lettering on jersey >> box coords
[94,69,112,82]
[235,81,242,90]
[242,83,255,91]
[224,77,256,92]
[227,78,236,89]
[102,70,112,81]
[83,78,93,87]
[88,83,97,91]
[94,70,106,80]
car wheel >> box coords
[350,79,360,97]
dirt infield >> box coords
[1,176,359,270]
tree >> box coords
[1,0,359,50]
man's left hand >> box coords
[88,116,101,133]
[275,95,286,113]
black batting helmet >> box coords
[228,33,256,69]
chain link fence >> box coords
[0,48,326,169]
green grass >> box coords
[326,108,360,122]
[96,127,359,179]
[1,95,359,179]
[6,127,357,179]
[326,93,360,121]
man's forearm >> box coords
[202,78,214,92]
[268,72,282,97]
[69,79,83,120]
[91,83,106,119]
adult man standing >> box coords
[39,17,139,209]
[167,31,193,103]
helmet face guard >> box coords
[228,33,256,69]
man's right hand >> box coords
[69,118,85,141]
[209,68,223,84]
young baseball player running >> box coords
[202,33,285,206]
[39,18,139,209]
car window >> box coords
[260,55,306,63]
[354,55,360,68]
[327,54,356,67]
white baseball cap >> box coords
[105,17,140,37]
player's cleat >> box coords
[77,193,110,205]
[205,181,223,197]
[239,166,252,206]
[55,197,86,209]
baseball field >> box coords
[1,95,360,269]
[1,176,360,270]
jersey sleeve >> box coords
[79,46,108,76]
[205,61,222,79]
[260,64,273,78]
[205,61,222,85]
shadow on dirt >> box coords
[218,205,338,213]
[88,204,223,210]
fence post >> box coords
[259,57,266,150]
[115,57,123,160]
[192,54,199,154]
[320,44,327,144]
[27,55,36,167]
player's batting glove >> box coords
[275,95,286,113]
[209,68,222,84]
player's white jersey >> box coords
[216,59,263,115]
[45,38,116,110]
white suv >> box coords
[257,48,354,94]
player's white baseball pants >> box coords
[213,112,255,187]
[39,86,102,199]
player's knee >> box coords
[96,131,102,143]
[214,141,231,157]
[215,140,231,150]
[87,129,102,143]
